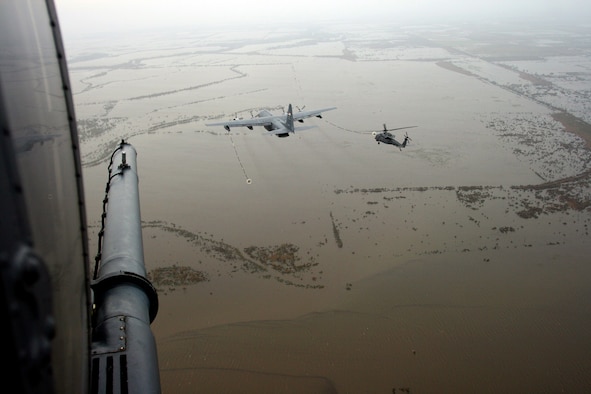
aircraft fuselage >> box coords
[375,132,408,147]
[256,109,287,133]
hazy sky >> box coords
[55,0,590,37]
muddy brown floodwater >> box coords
[70,21,591,393]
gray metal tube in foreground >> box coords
[99,143,145,279]
[91,141,160,394]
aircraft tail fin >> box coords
[286,104,295,133]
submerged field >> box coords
[69,20,591,393]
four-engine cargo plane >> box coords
[206,104,336,137]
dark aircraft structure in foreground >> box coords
[1,1,160,393]
[373,124,417,149]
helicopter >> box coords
[372,124,417,150]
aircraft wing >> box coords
[292,107,337,121]
[206,116,276,129]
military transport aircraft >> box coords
[206,104,336,137]
[372,123,417,150]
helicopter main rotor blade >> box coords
[361,125,418,134]
[384,125,418,132]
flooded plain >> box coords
[68,21,591,392]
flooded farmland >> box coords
[67,20,591,393]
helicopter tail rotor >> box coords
[402,132,412,148]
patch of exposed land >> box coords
[436,60,477,77]
[148,265,209,293]
[553,111,591,149]
[141,220,324,291]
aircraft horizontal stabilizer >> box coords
[264,128,290,136]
